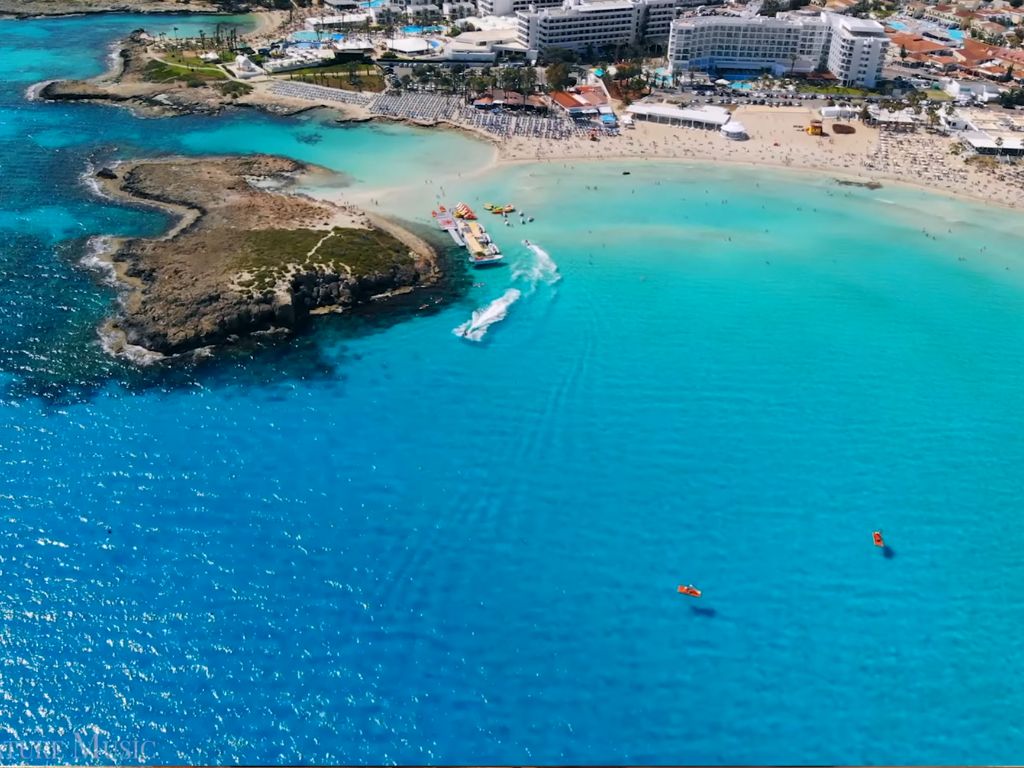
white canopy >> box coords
[715,78,731,86]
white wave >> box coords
[452,288,521,342]
[99,326,165,366]
[513,240,560,291]
[79,236,119,287]
[24,81,51,102]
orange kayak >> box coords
[873,531,885,547]
[677,585,702,598]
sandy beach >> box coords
[490,104,1024,211]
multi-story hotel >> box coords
[516,0,641,55]
[514,0,716,54]
[666,11,888,87]
[481,0,561,20]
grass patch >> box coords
[274,64,386,92]
[279,63,378,77]
[922,88,952,102]
[236,228,413,290]
[217,80,253,98]
[295,74,386,92]
[794,82,870,97]
[142,58,226,84]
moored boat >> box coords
[677,585,702,598]
[436,203,505,268]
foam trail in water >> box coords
[513,240,560,292]
[453,289,521,342]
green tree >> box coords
[545,61,571,90]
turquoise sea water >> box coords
[5,12,1024,765]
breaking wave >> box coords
[79,236,119,287]
[452,289,521,342]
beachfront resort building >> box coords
[516,0,639,55]
[513,0,718,54]
[666,11,889,87]
[482,0,561,17]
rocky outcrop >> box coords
[92,156,439,358]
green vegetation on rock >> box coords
[142,58,226,84]
[236,228,414,290]
[217,80,253,98]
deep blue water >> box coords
[4,12,1024,765]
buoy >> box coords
[677,585,702,598]
[873,531,885,547]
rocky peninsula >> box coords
[1,0,250,18]
[38,29,309,118]
[92,155,439,359]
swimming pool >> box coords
[730,81,755,91]
[888,20,908,30]
[289,31,321,42]
[948,28,964,40]
[359,0,385,7]
[402,24,444,34]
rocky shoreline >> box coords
[37,29,352,119]
[90,155,440,360]
[0,0,240,19]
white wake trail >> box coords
[452,288,522,342]
[513,240,560,290]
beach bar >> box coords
[625,103,731,130]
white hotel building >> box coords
[513,0,716,54]
[667,11,888,87]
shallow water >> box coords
[4,12,1024,765]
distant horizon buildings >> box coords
[667,10,889,87]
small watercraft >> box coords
[677,585,702,598]
[523,239,531,247]
[872,531,885,548]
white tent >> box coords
[721,121,747,140]
[714,78,731,86]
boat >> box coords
[436,206,504,267]
[677,585,702,598]
[490,204,515,215]
[873,530,885,547]
[483,202,496,211]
